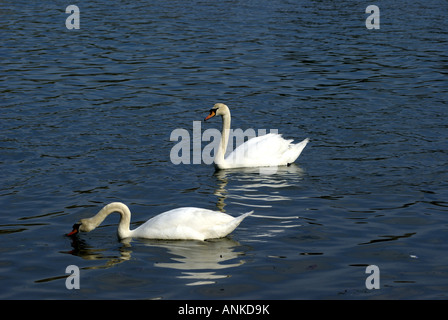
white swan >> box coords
[67,202,252,241]
[204,103,309,169]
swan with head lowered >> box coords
[204,103,309,170]
[67,202,252,241]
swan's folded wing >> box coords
[225,133,301,167]
[131,207,247,240]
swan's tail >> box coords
[229,210,253,228]
[237,210,254,221]
[210,210,253,238]
[289,137,309,161]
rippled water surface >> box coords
[1,0,447,299]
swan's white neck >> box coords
[215,111,231,168]
[80,202,132,239]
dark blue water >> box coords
[1,0,447,299]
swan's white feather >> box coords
[225,134,309,169]
[74,202,252,241]
[132,207,253,240]
[206,103,309,170]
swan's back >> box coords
[225,134,309,168]
[132,207,252,240]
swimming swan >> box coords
[67,202,252,241]
[204,103,309,169]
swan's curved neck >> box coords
[81,202,132,239]
[215,111,231,167]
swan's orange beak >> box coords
[66,229,78,236]
[66,223,81,236]
[204,109,216,121]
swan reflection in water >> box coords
[65,235,248,286]
[212,163,306,211]
[140,238,247,286]
[212,164,306,241]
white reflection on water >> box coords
[213,164,305,210]
[212,164,305,242]
[64,235,248,287]
[141,238,246,286]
